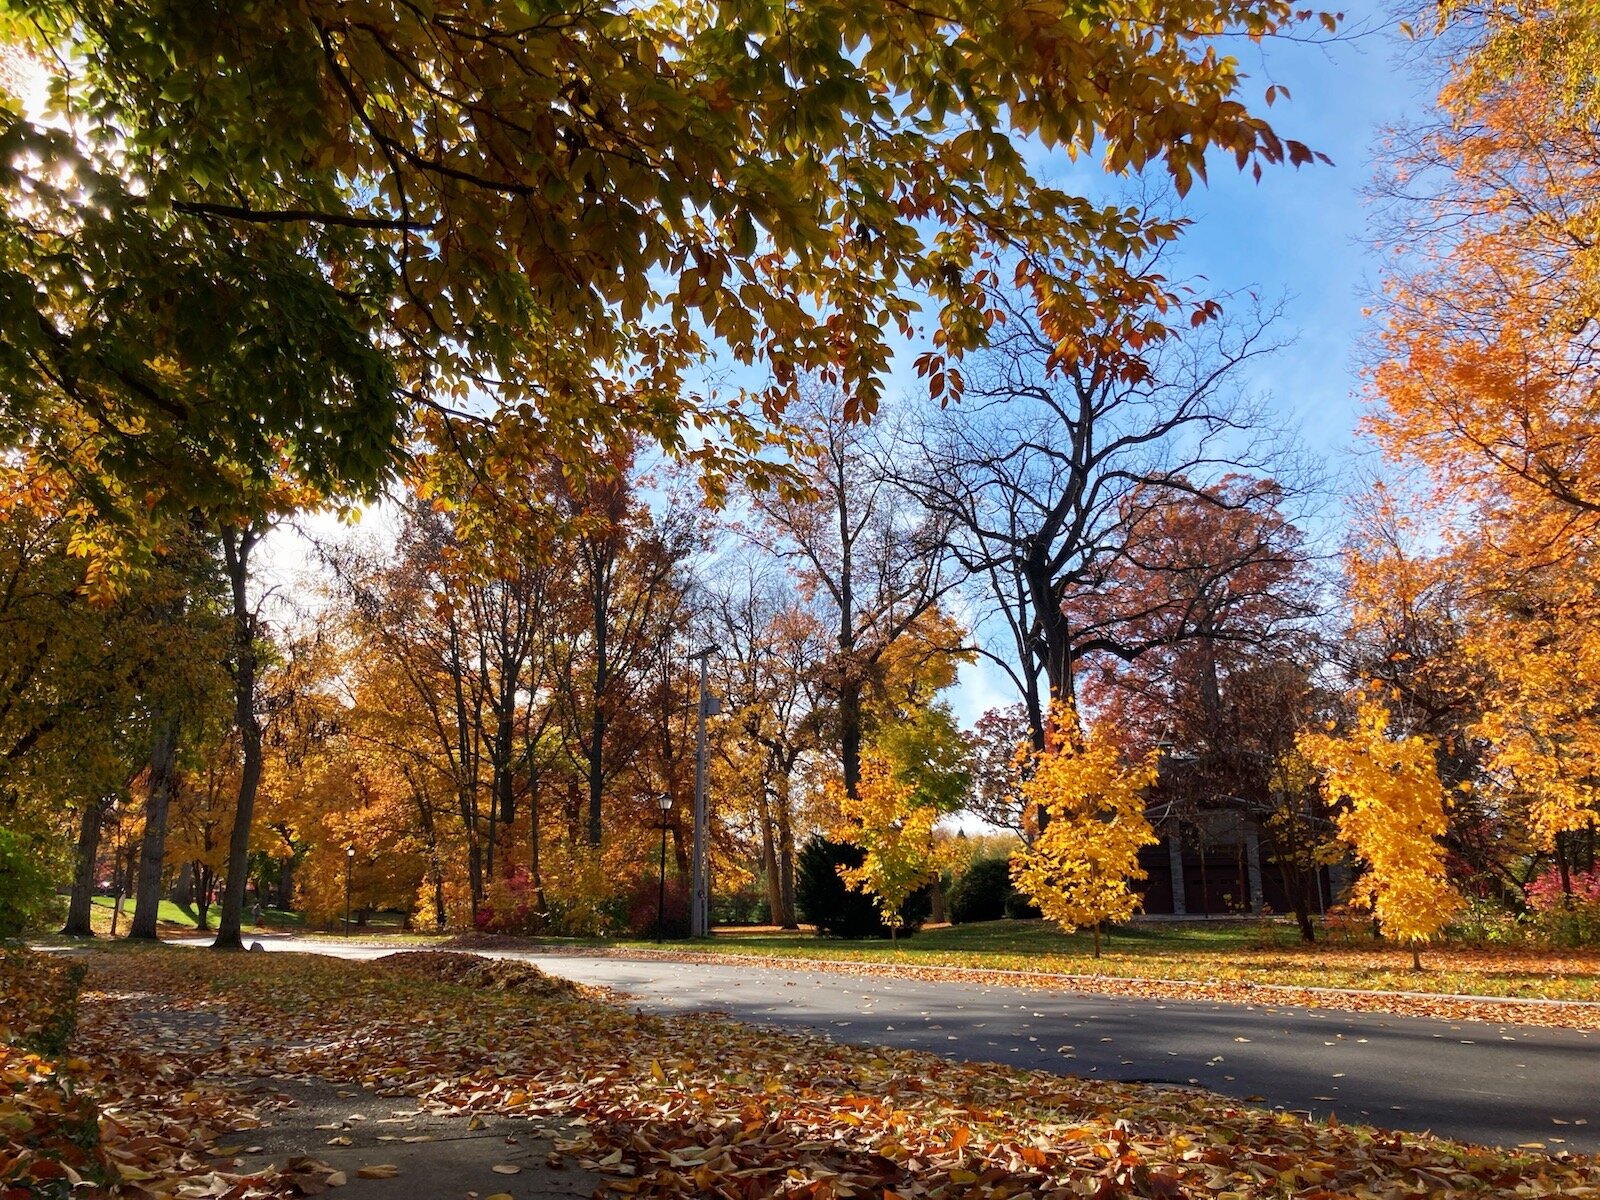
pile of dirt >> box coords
[377,951,598,999]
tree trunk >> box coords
[1294,903,1316,944]
[1026,556,1074,716]
[467,837,483,921]
[170,860,195,908]
[777,805,798,929]
[586,705,606,847]
[528,764,545,918]
[195,863,214,931]
[214,526,264,952]
[839,675,863,800]
[1092,922,1102,959]
[276,857,295,910]
[1555,833,1574,895]
[130,716,180,940]
[587,566,609,847]
[62,800,106,937]
[758,788,782,926]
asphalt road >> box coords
[220,937,1600,1153]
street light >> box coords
[344,845,355,937]
[656,793,672,943]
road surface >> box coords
[209,937,1600,1153]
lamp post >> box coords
[656,792,672,943]
[689,645,719,937]
[344,845,354,937]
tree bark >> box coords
[276,857,295,909]
[129,716,180,940]
[839,674,863,800]
[214,526,264,951]
[776,789,798,929]
[586,561,609,846]
[194,863,214,931]
[62,799,106,937]
[170,860,195,908]
[758,787,782,925]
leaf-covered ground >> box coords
[9,945,1600,1198]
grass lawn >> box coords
[84,894,304,936]
[614,918,1600,1003]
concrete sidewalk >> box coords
[114,993,603,1200]
[230,1076,601,1200]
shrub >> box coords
[0,827,61,938]
[712,884,771,927]
[1525,867,1600,946]
[1449,897,1527,947]
[624,874,691,939]
[475,867,541,935]
[947,856,1011,924]
[796,836,929,938]
[1003,886,1043,920]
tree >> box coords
[1298,702,1462,969]
[968,705,1033,839]
[826,751,940,941]
[1337,490,1534,898]
[2,0,1335,563]
[536,449,696,849]
[1010,702,1158,956]
[339,507,496,920]
[707,560,829,929]
[0,498,228,941]
[1365,0,1600,856]
[907,274,1295,751]
[752,386,952,798]
[1071,477,1327,937]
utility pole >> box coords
[690,645,719,937]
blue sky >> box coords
[947,1,1434,726]
[1150,1,1432,456]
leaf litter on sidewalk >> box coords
[17,947,1600,1198]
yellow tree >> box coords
[1010,702,1157,957]
[826,751,938,941]
[1298,702,1461,968]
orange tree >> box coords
[1365,0,1600,878]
